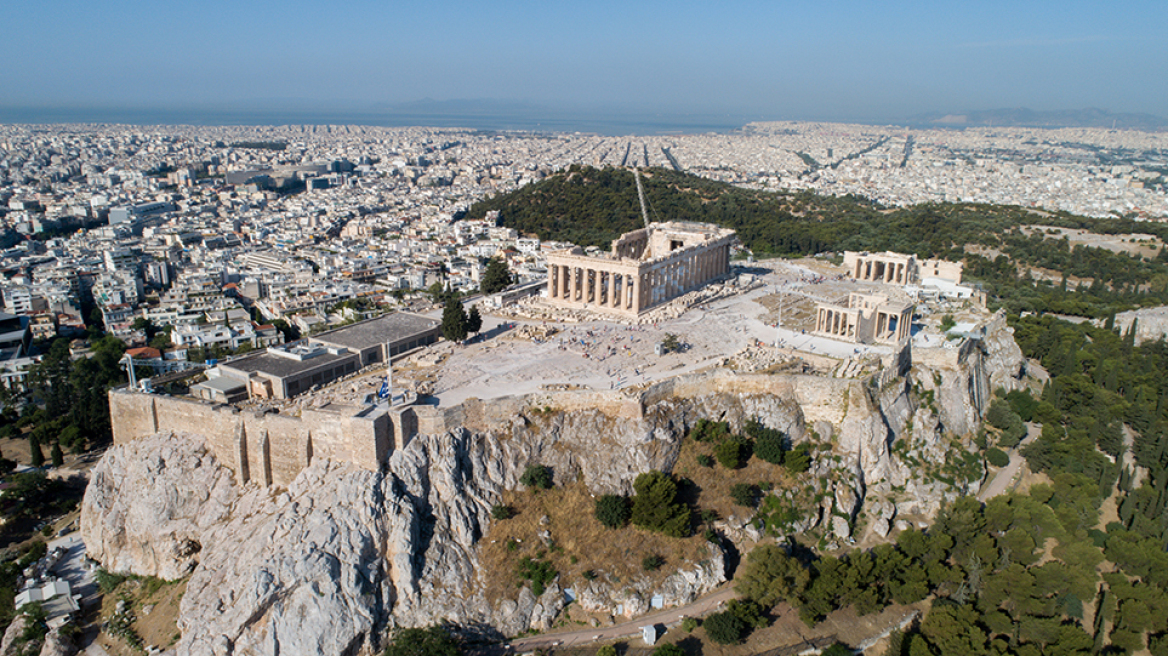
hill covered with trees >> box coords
[464,165,1168,318]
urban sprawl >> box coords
[0,120,1165,389]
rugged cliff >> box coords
[80,315,1025,655]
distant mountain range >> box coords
[908,108,1168,131]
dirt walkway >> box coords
[509,585,739,651]
[977,423,1039,502]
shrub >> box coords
[520,464,553,490]
[630,471,691,538]
[715,439,745,469]
[730,483,758,507]
[985,448,1010,468]
[986,399,1027,447]
[1005,389,1038,422]
[491,504,516,520]
[681,617,698,632]
[385,626,460,656]
[595,494,631,529]
[821,644,853,656]
[597,645,617,656]
[642,554,665,571]
[754,432,785,465]
[652,643,685,656]
[747,420,786,465]
[95,569,127,594]
[727,598,768,629]
[690,419,730,442]
[696,454,714,467]
[704,610,746,644]
[784,445,811,473]
[516,556,557,596]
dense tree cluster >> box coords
[728,310,1168,655]
[465,165,1168,317]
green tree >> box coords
[784,445,811,473]
[441,295,468,343]
[751,421,786,465]
[651,643,685,656]
[730,483,757,507]
[383,625,460,656]
[130,316,158,340]
[595,494,630,528]
[704,610,746,644]
[29,436,44,468]
[735,544,810,608]
[715,438,746,469]
[985,448,1009,468]
[271,318,300,342]
[630,471,691,537]
[520,464,553,490]
[465,306,483,334]
[50,443,63,468]
[480,257,513,295]
[918,602,987,656]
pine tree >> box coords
[441,295,468,343]
[50,443,64,467]
[480,257,513,295]
[466,306,482,334]
[30,440,44,468]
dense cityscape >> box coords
[0,120,1165,384]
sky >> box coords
[1,0,1165,123]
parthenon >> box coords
[545,221,736,317]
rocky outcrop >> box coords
[82,425,723,655]
[81,432,238,581]
[37,628,74,656]
[0,615,29,656]
[81,316,1026,654]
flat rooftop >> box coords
[225,349,353,378]
[312,312,439,351]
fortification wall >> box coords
[110,360,914,488]
[110,390,394,487]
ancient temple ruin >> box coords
[814,292,913,345]
[843,251,963,285]
[545,221,736,317]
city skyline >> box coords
[2,0,1166,125]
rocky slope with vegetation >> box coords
[80,313,1023,654]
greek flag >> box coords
[378,377,390,399]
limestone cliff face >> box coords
[82,432,238,581]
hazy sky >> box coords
[2,0,1165,121]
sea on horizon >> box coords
[0,106,757,137]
